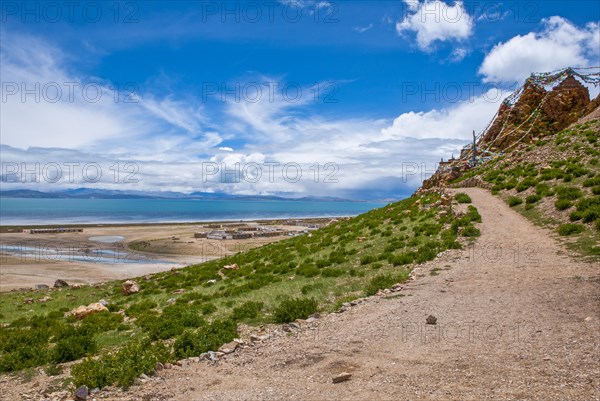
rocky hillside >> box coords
[422,70,600,259]
[424,70,599,190]
[479,76,594,151]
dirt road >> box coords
[94,188,600,400]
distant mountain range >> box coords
[0,188,357,202]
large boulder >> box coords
[71,302,108,319]
[53,279,69,288]
[121,280,140,295]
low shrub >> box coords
[556,186,583,201]
[296,264,319,277]
[507,196,523,207]
[126,300,158,318]
[390,253,415,266]
[582,206,600,223]
[583,176,600,187]
[231,301,264,321]
[576,196,600,213]
[460,225,481,237]
[535,183,552,196]
[364,272,410,296]
[555,199,573,211]
[557,224,584,236]
[273,298,318,323]
[465,205,482,222]
[516,177,537,192]
[360,255,376,265]
[54,336,95,364]
[200,303,217,315]
[173,319,237,358]
[526,194,541,204]
[569,211,583,221]
[72,340,171,389]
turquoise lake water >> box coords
[0,198,386,225]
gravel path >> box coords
[102,188,600,400]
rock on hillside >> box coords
[479,76,590,152]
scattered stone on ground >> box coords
[426,315,437,325]
[74,385,88,400]
[218,341,239,354]
[332,372,352,384]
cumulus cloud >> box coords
[382,89,507,141]
[479,17,600,83]
[396,0,474,51]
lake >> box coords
[0,198,386,225]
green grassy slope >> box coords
[452,119,600,259]
[0,190,482,388]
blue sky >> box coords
[1,0,599,199]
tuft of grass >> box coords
[460,226,481,237]
[454,192,472,203]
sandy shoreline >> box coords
[0,217,337,291]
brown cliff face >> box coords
[541,75,591,130]
[479,76,590,152]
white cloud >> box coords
[135,95,206,135]
[396,0,474,51]
[403,0,420,12]
[479,17,600,83]
[449,47,468,62]
[381,89,507,141]
[0,33,220,157]
[353,24,374,33]
[1,32,511,198]
[1,53,507,197]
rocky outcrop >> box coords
[541,76,591,130]
[421,168,461,189]
[479,76,590,152]
[423,73,595,190]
